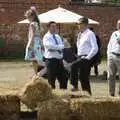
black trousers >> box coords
[46,58,68,89]
[94,65,98,75]
[70,58,92,95]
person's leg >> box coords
[46,59,57,89]
[37,65,44,73]
[70,62,79,90]
[94,65,98,76]
[79,59,92,95]
[32,61,39,75]
[62,69,69,89]
[107,55,117,96]
[37,67,47,78]
[114,56,120,94]
[115,56,120,78]
[57,60,68,89]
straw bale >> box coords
[52,89,89,99]
[0,95,20,120]
[37,97,71,120]
[52,89,71,99]
[37,89,120,120]
[70,97,120,120]
[18,76,52,109]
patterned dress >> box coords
[25,22,43,62]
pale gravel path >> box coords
[0,60,118,97]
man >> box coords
[43,21,67,89]
[89,27,102,76]
[37,39,77,88]
[107,21,120,96]
[70,17,98,95]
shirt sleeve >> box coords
[43,35,64,50]
[86,32,98,60]
[107,32,115,55]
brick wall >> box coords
[0,0,68,24]
[67,4,120,49]
[0,0,120,58]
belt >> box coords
[78,55,87,58]
[112,52,120,57]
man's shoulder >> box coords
[55,34,62,40]
[43,32,50,39]
[87,29,95,36]
[112,30,119,35]
[55,34,61,38]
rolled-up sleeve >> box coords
[87,33,98,60]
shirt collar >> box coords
[47,31,52,35]
[78,28,89,38]
[47,31,56,36]
[82,28,89,34]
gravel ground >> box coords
[0,60,119,97]
[0,60,119,120]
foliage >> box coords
[0,37,6,58]
[109,0,120,3]
[0,37,25,59]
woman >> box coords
[25,7,43,75]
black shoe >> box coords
[110,94,115,97]
[95,73,98,76]
[71,87,79,92]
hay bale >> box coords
[0,95,20,120]
[37,97,71,120]
[37,89,90,120]
[37,89,120,120]
[52,89,88,99]
[52,89,71,99]
[18,76,52,109]
[70,97,120,120]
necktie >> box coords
[53,34,58,45]
[53,34,62,54]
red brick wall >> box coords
[0,0,68,24]
[0,0,120,55]
[67,4,120,49]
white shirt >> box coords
[107,30,120,56]
[77,28,98,60]
[43,31,64,59]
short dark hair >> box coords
[78,17,88,25]
[89,27,94,31]
[47,21,56,28]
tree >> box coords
[111,0,120,3]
